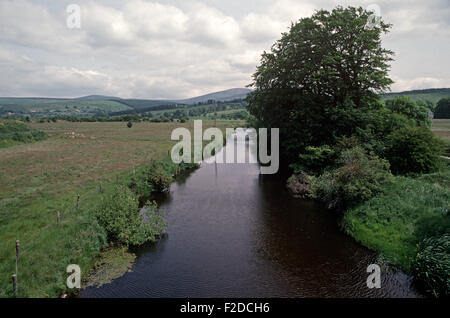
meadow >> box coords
[0,120,240,297]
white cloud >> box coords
[0,0,449,97]
[391,76,450,92]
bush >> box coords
[413,234,450,297]
[311,147,392,209]
[127,121,133,128]
[95,185,167,246]
[130,160,174,197]
[290,145,337,175]
[286,172,315,199]
[386,96,431,127]
[0,119,47,147]
[385,126,445,175]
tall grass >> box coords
[341,172,450,272]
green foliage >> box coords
[385,126,445,175]
[131,160,173,197]
[413,234,450,297]
[247,6,393,163]
[341,172,450,271]
[95,185,167,246]
[385,96,431,127]
[0,119,47,148]
[290,145,336,175]
[130,158,199,198]
[434,98,450,119]
[286,172,315,199]
[127,121,133,128]
[311,147,392,209]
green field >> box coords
[0,120,242,297]
[432,119,450,144]
[0,98,133,117]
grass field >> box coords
[0,120,242,297]
[432,119,450,143]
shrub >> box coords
[385,126,445,175]
[286,172,315,199]
[0,119,47,147]
[290,145,337,175]
[386,96,431,127]
[130,160,174,197]
[311,147,392,209]
[413,234,450,297]
[127,121,133,128]
[95,185,167,246]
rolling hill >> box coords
[176,88,251,104]
[2,87,449,118]
[381,88,450,104]
[0,88,252,118]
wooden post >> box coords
[57,211,60,226]
[76,194,80,209]
[15,240,19,275]
[12,274,17,296]
[99,182,103,193]
[133,168,136,175]
[116,175,119,184]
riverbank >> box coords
[0,120,240,297]
[286,119,450,297]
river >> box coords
[80,131,423,298]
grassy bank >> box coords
[341,172,449,271]
[0,120,241,297]
[340,120,449,296]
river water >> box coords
[80,132,423,298]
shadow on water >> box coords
[80,132,424,298]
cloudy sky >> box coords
[0,0,449,99]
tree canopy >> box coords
[434,98,450,119]
[247,6,393,164]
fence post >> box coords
[99,182,103,193]
[116,175,119,184]
[57,211,60,226]
[76,194,80,209]
[15,240,19,275]
[12,274,17,296]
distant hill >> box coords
[76,95,122,101]
[0,88,252,117]
[176,88,252,104]
[381,88,450,104]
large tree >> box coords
[247,6,393,165]
[434,98,450,119]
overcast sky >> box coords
[1,0,449,99]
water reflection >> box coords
[80,133,423,298]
